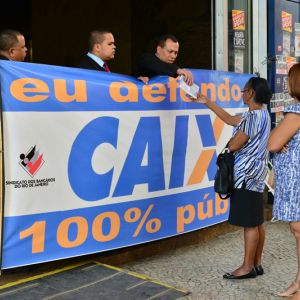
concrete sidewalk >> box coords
[124,221,298,300]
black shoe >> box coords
[223,268,257,280]
[255,265,264,275]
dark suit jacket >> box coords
[78,55,106,72]
[0,55,9,60]
[136,53,179,78]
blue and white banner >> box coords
[0,61,251,269]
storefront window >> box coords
[228,0,251,73]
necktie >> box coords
[103,62,110,72]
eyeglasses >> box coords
[241,89,250,93]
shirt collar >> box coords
[87,52,105,68]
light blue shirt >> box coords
[87,52,105,69]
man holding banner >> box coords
[0,53,252,269]
[136,34,193,85]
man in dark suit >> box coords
[0,29,27,61]
[78,29,116,72]
[136,34,193,85]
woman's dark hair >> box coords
[245,77,272,104]
[288,63,300,101]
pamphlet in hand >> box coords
[179,75,200,99]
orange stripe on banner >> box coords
[187,149,215,185]
[187,117,225,186]
[213,117,225,143]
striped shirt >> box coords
[232,109,271,192]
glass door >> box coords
[227,0,252,73]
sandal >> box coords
[277,281,300,297]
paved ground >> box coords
[0,262,188,300]
[124,221,299,300]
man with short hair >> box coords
[136,34,193,85]
[78,29,116,72]
[0,29,27,61]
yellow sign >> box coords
[232,10,245,30]
[282,11,292,32]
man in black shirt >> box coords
[136,34,193,85]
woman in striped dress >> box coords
[194,77,271,279]
[268,63,300,297]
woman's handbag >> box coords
[214,147,234,199]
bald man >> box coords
[0,29,27,61]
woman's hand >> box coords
[191,93,211,105]
[190,93,241,126]
[280,144,288,153]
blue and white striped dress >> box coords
[232,109,271,193]
[273,103,300,222]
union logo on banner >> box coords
[19,146,44,177]
[282,11,292,32]
[232,10,245,31]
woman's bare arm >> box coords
[268,113,300,153]
[228,130,250,152]
[193,94,241,126]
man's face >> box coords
[10,35,27,61]
[156,39,179,64]
[97,33,116,61]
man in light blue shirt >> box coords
[78,29,116,72]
